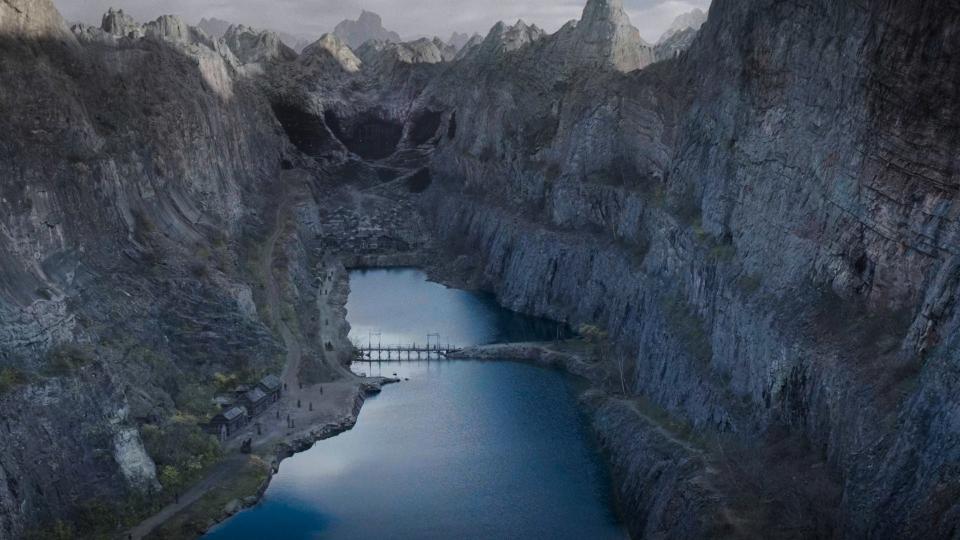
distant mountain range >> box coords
[332,10,402,50]
[198,17,312,53]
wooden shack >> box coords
[258,374,282,403]
[241,387,269,417]
[206,406,248,442]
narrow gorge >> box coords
[0,0,958,538]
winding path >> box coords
[128,456,247,539]
[129,188,306,539]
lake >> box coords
[206,268,625,539]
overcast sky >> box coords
[54,0,711,43]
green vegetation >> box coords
[709,242,737,263]
[27,492,164,540]
[43,344,95,377]
[142,415,222,495]
[0,367,29,396]
[175,382,219,418]
[159,466,184,495]
[25,520,75,540]
[150,456,270,540]
[736,273,763,295]
[662,293,713,364]
[629,395,707,449]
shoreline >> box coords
[149,265,711,539]
[200,377,400,536]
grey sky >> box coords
[54,0,711,44]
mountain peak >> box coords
[223,24,298,65]
[658,8,708,44]
[334,10,401,49]
[0,0,73,40]
[302,33,362,72]
[559,0,652,72]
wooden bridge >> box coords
[357,343,461,361]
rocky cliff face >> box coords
[0,4,326,536]
[2,0,959,537]
[223,24,298,65]
[411,0,960,536]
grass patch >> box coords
[148,456,270,540]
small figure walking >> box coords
[309,402,313,411]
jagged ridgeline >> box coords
[1,0,959,538]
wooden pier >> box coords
[357,343,461,361]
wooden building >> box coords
[241,387,269,417]
[258,374,282,403]
[206,406,248,442]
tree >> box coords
[159,465,183,500]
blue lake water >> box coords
[206,268,625,539]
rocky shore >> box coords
[197,378,398,536]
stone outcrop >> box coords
[199,17,312,53]
[0,0,73,40]
[223,24,298,65]
[356,37,453,69]
[554,0,653,72]
[447,31,477,52]
[657,8,707,43]
[652,8,708,62]
[653,26,698,62]
[301,33,362,73]
[197,16,233,38]
[332,10,401,50]
[101,8,143,39]
[463,20,545,62]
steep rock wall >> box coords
[420,0,960,537]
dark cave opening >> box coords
[405,168,433,193]
[323,109,403,161]
[271,103,334,159]
[408,110,444,146]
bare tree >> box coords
[615,351,629,395]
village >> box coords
[203,374,284,442]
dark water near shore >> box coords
[206,268,625,539]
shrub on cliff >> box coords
[142,416,222,488]
[42,344,95,377]
[0,367,29,396]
